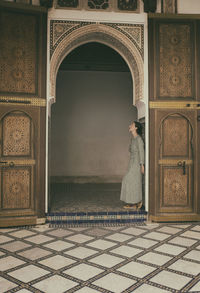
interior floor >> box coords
[49,183,138,213]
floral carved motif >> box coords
[2,113,31,157]
[159,23,193,98]
[0,12,37,94]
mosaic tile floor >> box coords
[1,222,200,292]
[50,183,125,213]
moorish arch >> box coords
[49,21,145,114]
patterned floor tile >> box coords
[92,272,136,292]
[191,225,200,232]
[0,235,14,244]
[184,249,200,261]
[150,270,192,290]
[9,230,36,238]
[39,255,76,269]
[25,234,54,244]
[105,232,133,242]
[0,256,25,271]
[0,276,18,293]
[1,223,200,293]
[118,261,156,278]
[89,253,124,268]
[86,239,117,250]
[0,241,31,252]
[121,227,146,236]
[180,230,200,240]
[154,243,186,256]
[144,232,171,241]
[64,246,98,259]
[169,259,200,276]
[8,264,49,283]
[168,236,197,247]
[128,237,158,248]
[46,229,74,237]
[18,247,52,260]
[33,275,78,293]
[63,263,104,281]
[157,226,182,234]
[43,240,75,251]
[138,252,172,266]
[85,228,111,237]
[65,233,94,243]
[110,245,143,258]
[131,284,170,292]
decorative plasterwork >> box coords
[49,20,144,105]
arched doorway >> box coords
[47,21,147,220]
[49,42,138,213]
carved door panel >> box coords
[149,108,199,221]
[0,3,47,227]
[149,17,200,221]
[159,112,194,213]
[0,106,42,226]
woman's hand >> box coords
[141,164,144,174]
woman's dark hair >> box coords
[134,121,143,135]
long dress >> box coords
[120,135,144,204]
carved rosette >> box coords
[162,115,189,157]
[50,20,144,104]
[2,113,31,157]
[0,12,36,94]
[163,168,187,206]
[159,23,193,98]
[2,168,31,209]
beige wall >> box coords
[51,70,137,181]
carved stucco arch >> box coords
[50,23,144,108]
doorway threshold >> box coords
[46,210,147,227]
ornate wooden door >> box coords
[0,3,47,227]
[149,16,200,221]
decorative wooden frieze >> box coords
[56,0,79,7]
[88,0,109,10]
[159,23,193,98]
[50,20,144,59]
[118,0,137,11]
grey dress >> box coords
[120,135,144,204]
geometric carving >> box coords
[2,168,31,209]
[88,0,109,9]
[159,23,193,98]
[50,21,144,59]
[2,112,31,157]
[162,115,189,157]
[50,21,144,104]
[118,0,137,11]
[57,0,79,7]
[162,0,177,13]
[163,168,187,206]
[0,12,37,94]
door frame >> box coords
[45,13,149,213]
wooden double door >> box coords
[0,3,47,227]
[149,16,200,221]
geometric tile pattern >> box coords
[1,222,200,292]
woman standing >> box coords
[120,121,144,210]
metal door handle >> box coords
[9,162,15,168]
[177,161,186,175]
[182,161,186,175]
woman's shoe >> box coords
[137,201,143,211]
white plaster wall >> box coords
[51,70,137,180]
[178,0,200,14]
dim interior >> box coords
[49,42,139,213]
